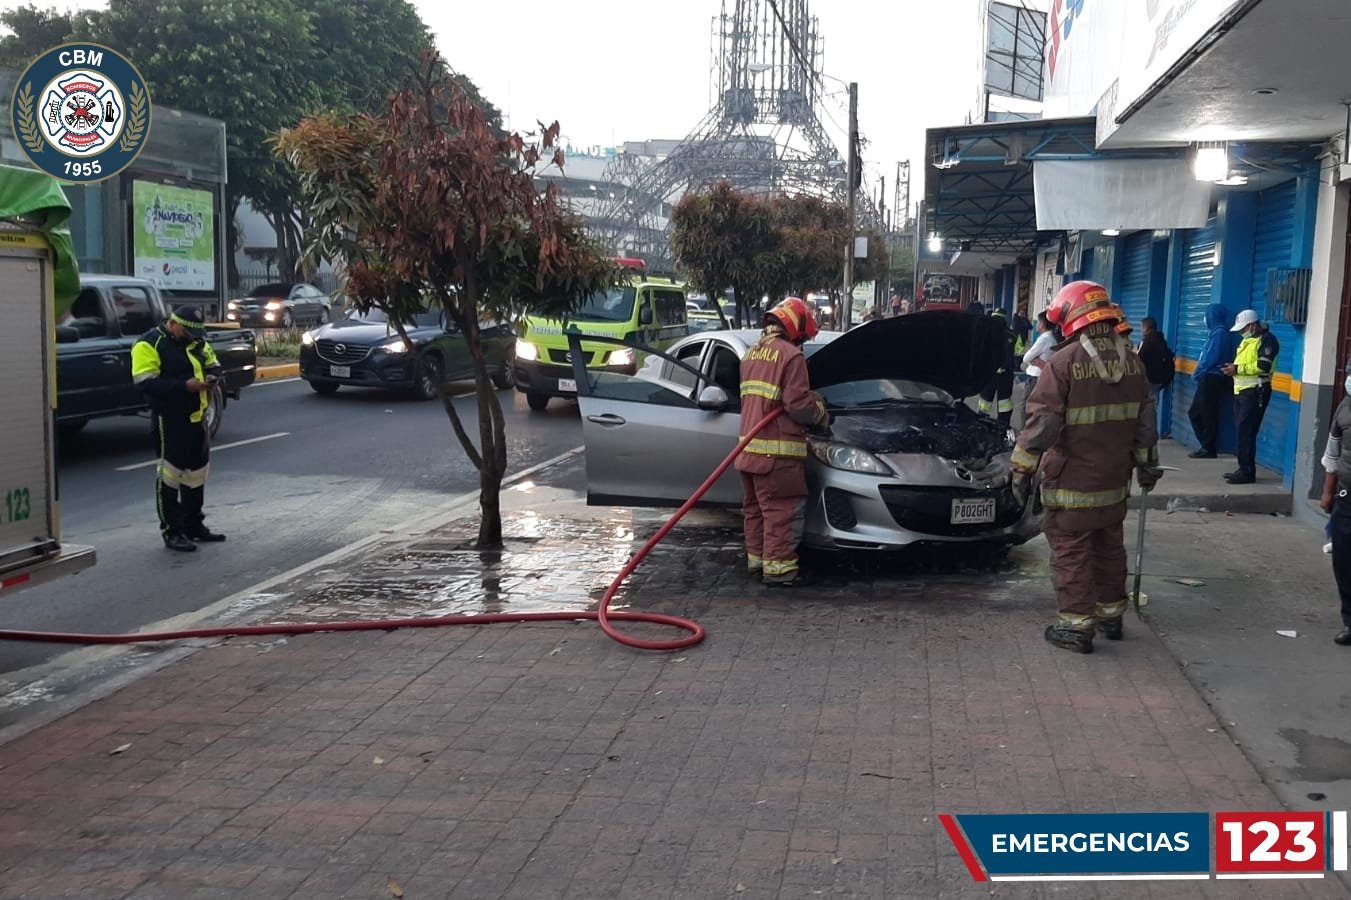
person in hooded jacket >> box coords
[1187,304,1234,459]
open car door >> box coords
[569,332,742,508]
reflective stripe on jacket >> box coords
[1011,323,1158,511]
[131,326,221,424]
[736,330,827,472]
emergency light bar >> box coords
[614,257,647,270]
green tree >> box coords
[670,181,775,328]
[0,4,75,68]
[277,50,616,548]
[773,194,848,297]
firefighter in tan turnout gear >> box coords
[1009,282,1163,653]
[738,297,830,587]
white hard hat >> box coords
[1231,309,1259,332]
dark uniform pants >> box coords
[1187,373,1229,455]
[155,415,210,538]
[1331,493,1351,629]
[1043,502,1129,630]
[741,459,807,577]
[1234,383,1272,478]
[979,371,1015,426]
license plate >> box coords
[950,497,997,525]
[330,365,350,378]
[558,378,577,392]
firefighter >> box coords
[978,309,1018,426]
[738,297,830,586]
[131,306,227,552]
[1009,282,1162,653]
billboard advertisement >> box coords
[132,180,215,291]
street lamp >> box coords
[927,234,942,254]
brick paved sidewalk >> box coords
[0,469,1342,899]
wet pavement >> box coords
[0,458,1344,898]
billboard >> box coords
[985,2,1047,103]
[132,180,215,291]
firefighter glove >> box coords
[1011,470,1033,508]
[1136,466,1164,492]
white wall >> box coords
[1302,174,1350,388]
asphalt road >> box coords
[0,378,584,675]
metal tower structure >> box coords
[593,0,879,266]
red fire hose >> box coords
[0,409,785,653]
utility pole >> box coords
[842,80,858,330]
[878,174,887,313]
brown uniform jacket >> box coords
[1011,323,1158,510]
[736,330,828,475]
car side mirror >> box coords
[639,306,654,326]
[697,385,730,411]
[55,325,80,343]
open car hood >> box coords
[806,311,1005,397]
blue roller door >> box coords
[1249,180,1300,476]
[1169,219,1218,446]
[1117,231,1152,330]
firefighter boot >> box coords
[1095,596,1129,641]
[1097,619,1124,641]
[1044,624,1094,654]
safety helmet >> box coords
[1112,305,1133,336]
[1046,280,1118,340]
[765,296,820,343]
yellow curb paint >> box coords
[256,364,299,380]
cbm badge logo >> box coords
[11,43,151,184]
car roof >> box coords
[82,274,155,286]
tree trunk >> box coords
[225,195,242,291]
[463,313,508,548]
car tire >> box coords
[205,384,225,440]
[281,310,295,329]
[491,365,515,390]
[416,354,444,401]
[526,392,549,411]
[309,380,340,395]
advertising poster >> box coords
[132,180,215,290]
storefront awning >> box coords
[1033,159,1212,231]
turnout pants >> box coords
[740,458,808,577]
[1043,502,1129,631]
[1331,492,1351,629]
[155,415,210,539]
[978,370,1015,426]
[1234,384,1272,478]
[1187,374,1230,455]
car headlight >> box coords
[1006,427,1017,448]
[607,348,636,366]
[380,339,408,353]
[227,300,238,310]
[301,331,315,346]
[515,339,539,361]
[265,300,284,310]
[820,306,832,315]
[809,441,892,475]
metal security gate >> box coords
[1249,180,1300,476]
[1169,219,1219,445]
[1116,231,1152,330]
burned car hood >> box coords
[828,403,1010,463]
[806,311,1004,397]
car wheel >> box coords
[56,419,87,440]
[281,310,295,329]
[416,353,444,401]
[205,384,225,440]
[309,380,340,395]
[526,392,549,411]
[491,365,515,389]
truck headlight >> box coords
[379,339,408,353]
[607,348,636,366]
[301,331,315,346]
[515,339,539,361]
[810,441,891,475]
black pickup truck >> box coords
[55,275,257,438]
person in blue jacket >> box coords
[1187,304,1234,458]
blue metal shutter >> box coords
[1169,219,1218,445]
[1117,232,1152,329]
[1250,180,1299,475]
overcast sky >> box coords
[8,0,986,209]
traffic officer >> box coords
[1010,281,1162,654]
[738,297,830,586]
[1320,359,1351,646]
[131,306,227,552]
[1222,309,1280,485]
[978,309,1018,426]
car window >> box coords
[656,289,686,327]
[663,341,705,391]
[112,287,155,336]
[587,372,698,408]
[705,344,742,404]
[61,288,108,338]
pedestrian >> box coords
[978,309,1018,427]
[1010,281,1161,654]
[890,292,902,317]
[1321,361,1351,645]
[737,297,831,587]
[130,306,227,552]
[1221,309,1279,484]
[1021,311,1058,386]
[1187,304,1233,459]
[1136,317,1176,396]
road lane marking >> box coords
[251,377,301,386]
[115,432,291,471]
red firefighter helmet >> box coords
[1112,304,1133,336]
[765,296,820,343]
[1046,280,1118,340]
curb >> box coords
[0,446,585,749]
[256,363,299,380]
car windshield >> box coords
[350,308,442,328]
[572,287,637,323]
[248,283,294,297]
[817,379,954,407]
[687,317,725,333]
